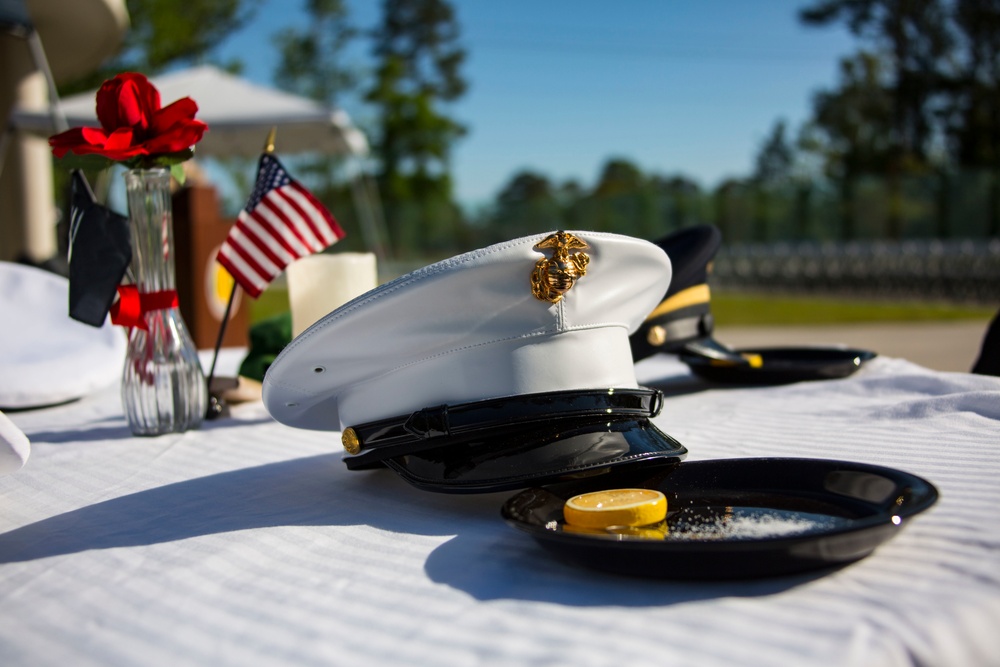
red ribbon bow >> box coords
[110,285,179,330]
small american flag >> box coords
[217,154,345,298]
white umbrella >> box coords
[9,65,388,260]
[9,64,369,158]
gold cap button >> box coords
[342,427,361,455]
[647,325,667,346]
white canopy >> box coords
[9,64,369,158]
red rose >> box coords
[49,72,207,164]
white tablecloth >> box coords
[2,351,999,667]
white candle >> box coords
[287,253,378,338]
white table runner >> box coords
[2,352,999,666]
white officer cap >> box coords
[263,231,687,492]
[0,262,125,411]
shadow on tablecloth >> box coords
[0,445,829,607]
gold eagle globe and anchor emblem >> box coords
[530,231,590,303]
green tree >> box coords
[948,0,1000,234]
[801,0,952,169]
[492,170,561,240]
[270,0,368,251]
[750,120,796,242]
[713,178,752,243]
[753,120,796,186]
[365,0,468,257]
[947,0,1000,165]
[273,0,357,106]
[802,0,955,238]
[583,158,659,237]
[799,52,895,238]
[650,175,703,233]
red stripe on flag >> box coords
[259,193,312,255]
[217,250,264,299]
[275,191,324,252]
[233,217,287,270]
[290,182,346,241]
[248,209,301,259]
[281,185,329,248]
[228,237,274,285]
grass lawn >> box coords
[249,287,291,324]
[250,285,995,327]
[711,290,994,326]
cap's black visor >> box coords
[342,389,687,494]
[384,417,686,493]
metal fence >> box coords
[712,238,1000,304]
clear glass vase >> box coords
[121,168,207,435]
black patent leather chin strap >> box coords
[341,388,663,463]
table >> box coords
[2,350,999,666]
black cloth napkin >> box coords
[67,171,132,327]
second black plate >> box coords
[681,346,877,384]
[502,457,937,579]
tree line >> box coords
[60,0,1000,260]
[473,0,1000,253]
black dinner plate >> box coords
[501,457,937,579]
[680,346,877,384]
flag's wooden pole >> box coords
[205,127,278,419]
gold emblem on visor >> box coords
[531,231,590,303]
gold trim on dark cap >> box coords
[645,284,711,320]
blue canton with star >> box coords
[245,154,292,212]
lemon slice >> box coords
[563,488,667,529]
[562,521,668,541]
[561,524,607,536]
[608,521,669,540]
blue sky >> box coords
[217,1,857,207]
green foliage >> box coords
[490,171,563,241]
[753,120,796,186]
[945,0,1000,168]
[801,52,897,180]
[54,148,195,174]
[798,0,1000,176]
[800,0,953,169]
[712,291,995,326]
[248,286,291,324]
[124,0,259,70]
[474,0,1000,248]
[248,283,994,326]
[576,159,661,238]
[273,0,357,106]
[793,0,1000,238]
[365,0,468,257]
[265,0,367,248]
[479,156,1000,246]
[53,0,1000,256]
